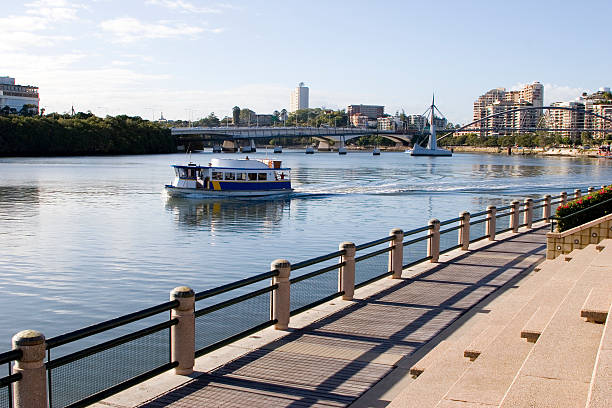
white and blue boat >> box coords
[165,158,293,198]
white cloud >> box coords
[24,0,83,21]
[99,17,213,43]
[510,81,586,105]
[145,0,227,14]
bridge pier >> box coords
[222,140,237,153]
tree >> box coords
[232,106,240,127]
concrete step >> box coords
[499,258,609,407]
[586,302,612,408]
[581,287,611,324]
[436,245,600,406]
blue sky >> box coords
[2,0,611,123]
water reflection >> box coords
[165,197,289,232]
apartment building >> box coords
[347,104,384,119]
[583,87,612,137]
[290,82,309,112]
[0,76,39,113]
[470,82,543,136]
[547,101,585,139]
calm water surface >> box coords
[0,151,610,346]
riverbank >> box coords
[0,114,176,156]
[451,145,601,157]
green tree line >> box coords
[438,131,607,148]
[0,113,177,157]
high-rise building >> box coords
[583,87,612,138]
[290,82,309,112]
[347,104,384,119]
[0,76,39,113]
[547,101,585,139]
[470,82,543,136]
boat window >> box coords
[248,173,257,181]
[224,172,235,180]
[212,171,223,180]
[174,168,180,177]
[258,173,267,181]
[236,173,246,181]
[178,168,187,178]
[186,168,196,179]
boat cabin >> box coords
[171,158,291,192]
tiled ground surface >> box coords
[139,227,547,407]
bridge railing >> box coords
[1,186,599,408]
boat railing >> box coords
[0,185,603,408]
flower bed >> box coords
[556,185,612,232]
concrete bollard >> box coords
[510,200,520,233]
[428,219,440,263]
[486,206,496,241]
[389,228,404,279]
[459,211,470,250]
[543,195,552,221]
[574,189,581,200]
[524,198,533,229]
[170,287,195,375]
[271,259,291,330]
[339,242,356,300]
[560,191,567,206]
[12,330,47,408]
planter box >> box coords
[546,213,612,259]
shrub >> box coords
[555,185,612,232]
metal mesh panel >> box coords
[290,269,338,313]
[496,213,512,233]
[355,250,388,286]
[470,220,487,241]
[0,384,9,408]
[195,290,272,353]
[403,238,428,266]
[49,329,169,408]
[439,227,459,253]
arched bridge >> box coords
[171,126,409,145]
[436,106,612,140]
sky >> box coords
[2,0,612,124]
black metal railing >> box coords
[0,350,22,408]
[194,270,279,357]
[1,186,599,408]
[44,300,179,408]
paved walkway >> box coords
[138,227,548,408]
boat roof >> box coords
[172,158,290,170]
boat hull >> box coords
[165,185,294,198]
[410,144,452,156]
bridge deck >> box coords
[136,227,547,407]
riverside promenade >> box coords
[95,225,549,407]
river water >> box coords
[0,151,610,347]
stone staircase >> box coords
[388,240,612,408]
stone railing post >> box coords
[428,219,440,263]
[271,259,291,330]
[574,188,581,200]
[12,330,47,408]
[389,228,404,279]
[524,198,533,229]
[459,211,470,250]
[543,194,552,221]
[170,287,195,375]
[510,200,520,233]
[588,186,595,194]
[560,191,567,206]
[486,205,496,241]
[339,242,356,300]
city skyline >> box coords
[3,0,612,123]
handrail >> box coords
[195,285,277,317]
[440,224,462,234]
[403,225,432,237]
[471,209,489,217]
[440,216,462,226]
[46,300,180,349]
[0,372,22,388]
[355,235,394,251]
[291,249,345,271]
[0,349,22,365]
[290,262,346,284]
[195,270,278,301]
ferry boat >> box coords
[165,158,293,198]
